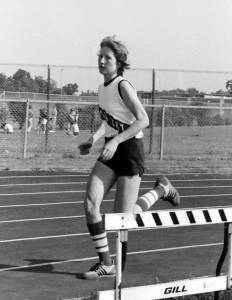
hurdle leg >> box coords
[115,230,122,300]
[215,223,229,300]
[216,223,229,277]
[121,230,128,272]
[227,223,232,289]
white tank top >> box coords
[98,76,143,138]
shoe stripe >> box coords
[97,268,106,276]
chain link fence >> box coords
[1,63,232,167]
[1,98,232,162]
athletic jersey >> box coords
[98,76,143,138]
[28,109,33,118]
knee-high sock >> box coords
[87,220,112,266]
[136,186,165,211]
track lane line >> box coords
[0,182,87,187]
[0,171,231,179]
[0,175,89,179]
[0,242,223,272]
[0,232,89,243]
[2,182,232,188]
[2,187,232,197]
[0,215,85,223]
[0,192,232,206]
[1,203,232,222]
[0,191,232,198]
[0,201,84,207]
[1,178,232,187]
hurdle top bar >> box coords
[104,207,232,231]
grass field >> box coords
[1,124,232,162]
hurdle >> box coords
[97,206,232,300]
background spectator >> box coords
[1,122,14,134]
[27,105,33,133]
[38,108,48,134]
[66,108,79,136]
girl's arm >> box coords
[90,121,106,144]
[78,121,106,155]
[114,80,149,144]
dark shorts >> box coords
[98,137,145,177]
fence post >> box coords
[45,64,50,152]
[149,68,155,153]
[159,105,166,160]
[23,100,29,158]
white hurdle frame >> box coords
[98,206,232,300]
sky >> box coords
[1,0,232,92]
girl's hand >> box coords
[100,138,119,161]
[78,138,93,155]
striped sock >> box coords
[136,190,159,211]
[136,186,164,211]
[87,221,112,266]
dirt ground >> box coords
[2,154,232,175]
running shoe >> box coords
[155,176,180,206]
[82,262,116,280]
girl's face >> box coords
[98,46,118,77]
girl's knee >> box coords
[84,195,100,218]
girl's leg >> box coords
[135,176,180,212]
[84,161,116,267]
[114,175,141,213]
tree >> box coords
[186,88,200,97]
[34,76,48,93]
[62,83,78,95]
[0,73,7,91]
[4,76,15,91]
[215,89,226,96]
[13,69,34,92]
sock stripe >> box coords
[138,195,151,209]
[96,245,109,253]
[92,232,106,240]
[87,221,111,262]
[93,236,106,242]
[92,236,109,252]
[137,190,159,211]
[96,244,109,250]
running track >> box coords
[0,170,231,300]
